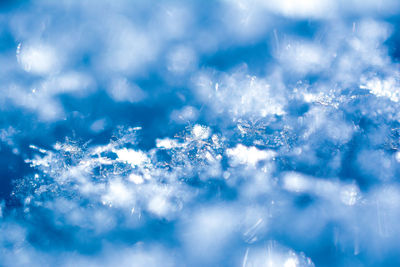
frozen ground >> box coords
[1,0,400,266]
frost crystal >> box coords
[2,0,400,266]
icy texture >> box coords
[1,0,400,266]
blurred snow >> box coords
[17,43,61,75]
[107,77,146,103]
[227,144,276,167]
[1,0,400,266]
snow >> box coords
[191,124,211,140]
[114,148,149,167]
[107,77,146,103]
[166,45,197,75]
[17,43,60,75]
[1,0,400,266]
[227,144,276,166]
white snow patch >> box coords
[102,180,134,207]
[156,138,179,149]
[360,77,400,102]
[279,41,329,74]
[128,173,144,185]
[17,43,60,75]
[192,124,211,140]
[193,70,286,118]
[114,148,149,167]
[148,195,170,217]
[227,144,276,167]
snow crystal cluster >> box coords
[1,0,400,266]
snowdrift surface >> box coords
[1,0,400,266]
